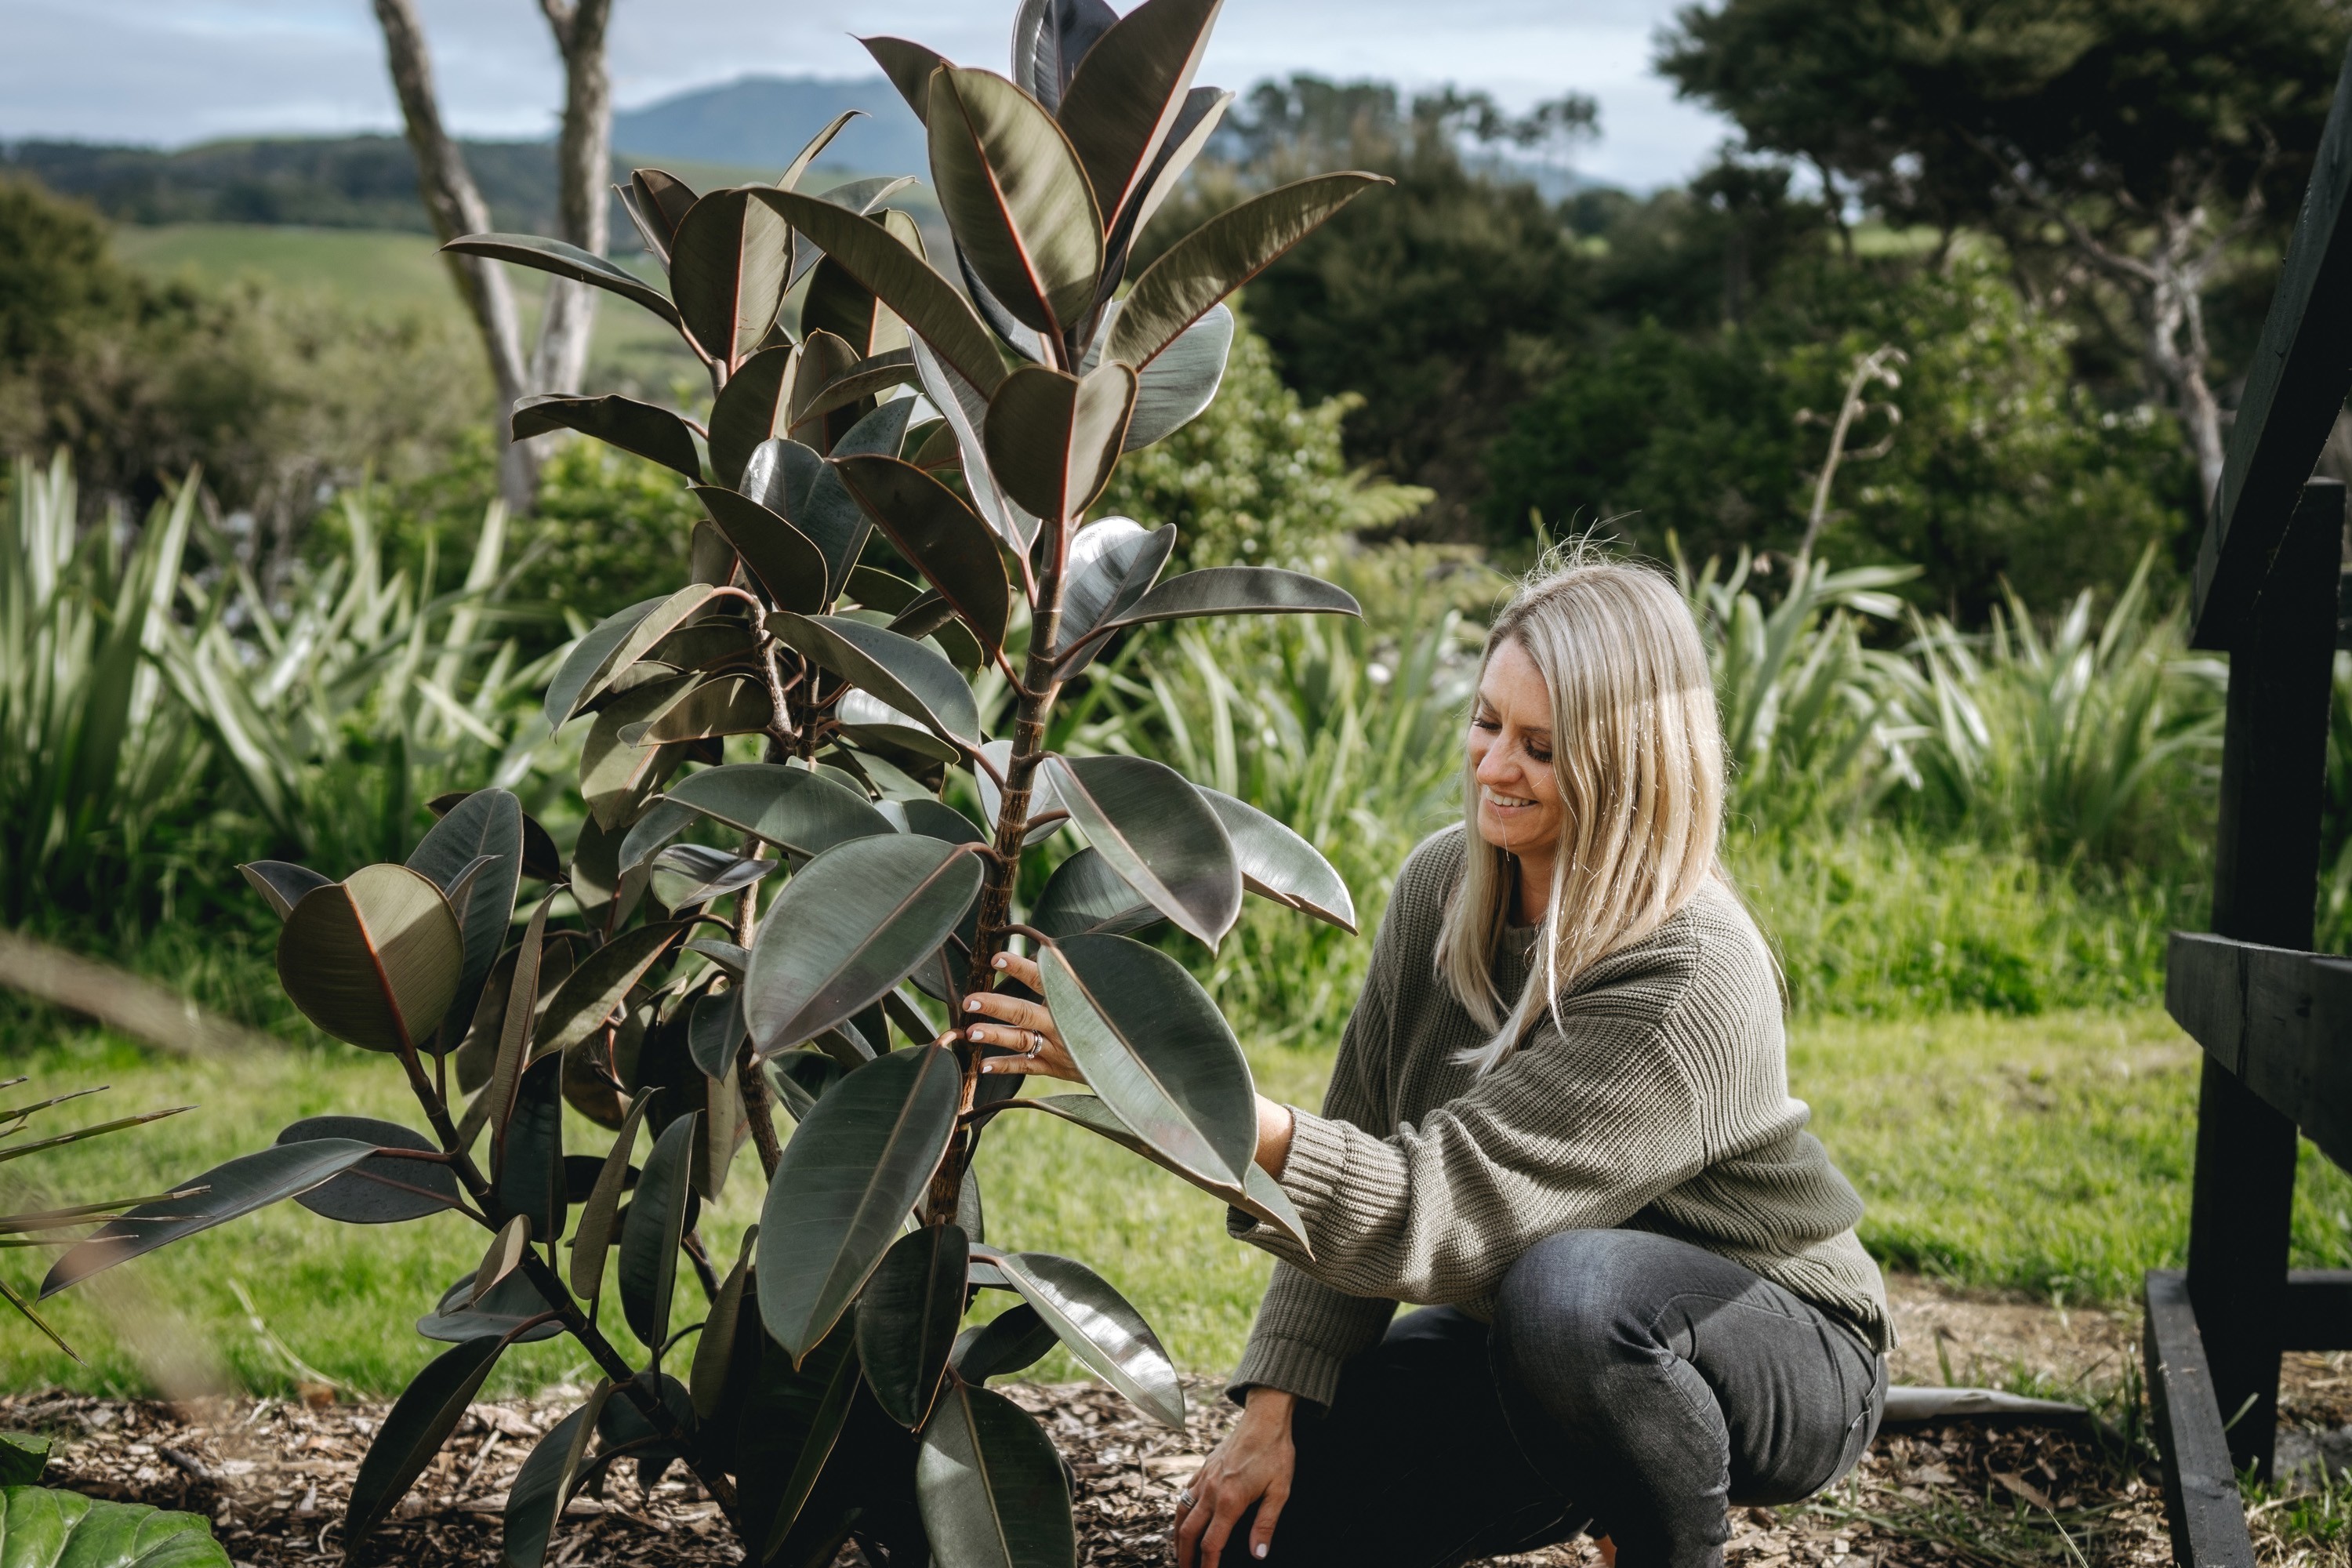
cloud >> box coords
[4,0,1733,190]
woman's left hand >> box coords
[959,951,1084,1083]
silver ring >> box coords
[1178,1492,1197,1510]
[1026,1029,1046,1057]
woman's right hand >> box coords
[1175,1388,1297,1567]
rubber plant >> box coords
[37,2,1386,1563]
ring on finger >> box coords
[1025,1029,1046,1058]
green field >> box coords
[2,1004,2345,1401]
[112,223,702,392]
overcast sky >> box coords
[2,0,1737,191]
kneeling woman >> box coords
[961,558,1890,1568]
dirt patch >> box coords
[0,1275,2245,1566]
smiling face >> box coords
[1468,636,1565,866]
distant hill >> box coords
[612,76,927,179]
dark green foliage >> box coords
[1483,260,2190,615]
[1157,78,1586,535]
[0,176,478,532]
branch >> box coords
[526,0,614,397]
[1952,124,2156,287]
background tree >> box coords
[372,0,613,515]
[1659,0,2352,511]
[1154,77,1597,538]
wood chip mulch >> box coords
[0,1377,2172,1568]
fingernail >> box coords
[1255,1547,1269,1560]
[969,1028,986,1042]
[979,1062,993,1073]
[993,955,1007,969]
[965,998,981,1011]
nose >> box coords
[1474,734,1516,786]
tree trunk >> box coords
[372,0,617,517]
[372,0,537,517]
[529,0,615,398]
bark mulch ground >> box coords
[0,1276,2291,1567]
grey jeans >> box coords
[1250,1229,1885,1568]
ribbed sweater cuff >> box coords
[1226,1334,1345,1410]
[1226,1108,1350,1270]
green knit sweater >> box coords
[1229,828,1891,1408]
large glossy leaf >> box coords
[545,595,670,730]
[624,168,697,263]
[782,111,860,191]
[865,36,946,119]
[665,764,892,858]
[582,684,688,833]
[792,350,918,428]
[982,1247,1182,1427]
[419,1269,565,1345]
[408,788,524,1048]
[535,922,686,1059]
[749,190,1006,397]
[1200,787,1356,931]
[500,1382,610,1568]
[928,66,1103,336]
[629,675,771,746]
[982,362,1135,522]
[1010,0,1119,111]
[1040,934,1258,1188]
[910,339,1040,550]
[707,346,800,486]
[689,1227,755,1420]
[1107,172,1388,368]
[688,985,747,1079]
[0,1487,232,1566]
[743,834,982,1054]
[1059,519,1173,656]
[802,256,895,358]
[42,1140,375,1298]
[747,1313,862,1560]
[857,1224,966,1428]
[1097,565,1363,638]
[620,1111,699,1351]
[1029,848,1155,939]
[347,1337,507,1541]
[238,859,329,921]
[916,1383,1076,1568]
[757,1044,960,1361]
[795,396,921,600]
[1057,0,1222,226]
[1122,301,1232,448]
[277,1116,460,1225]
[444,234,682,333]
[1004,1092,1306,1248]
[511,394,702,482]
[740,435,826,527]
[670,189,793,368]
[953,1301,1060,1382]
[650,844,774,911]
[1045,754,1238,945]
[568,1091,652,1304]
[769,613,982,751]
[1099,86,1232,293]
[498,1055,566,1243]
[832,456,1011,653]
[692,486,828,615]
[278,866,464,1054]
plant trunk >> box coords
[924,546,1069,1228]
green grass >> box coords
[2,1002,2346,1399]
[111,223,699,392]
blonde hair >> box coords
[1437,551,1726,1070]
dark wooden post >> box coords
[2187,477,2344,1478]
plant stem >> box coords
[924,528,1068,1226]
[739,1040,783,1178]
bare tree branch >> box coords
[529,0,612,397]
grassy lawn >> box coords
[1,1003,2344,1401]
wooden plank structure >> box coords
[2151,40,2352,1568]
